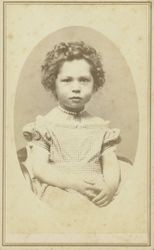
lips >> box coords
[69,97,82,100]
[69,97,82,103]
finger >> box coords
[84,180,95,185]
[98,201,109,207]
[94,196,108,205]
[95,196,114,206]
[86,185,102,193]
[85,191,96,200]
[92,192,106,202]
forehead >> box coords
[59,59,92,76]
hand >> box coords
[70,179,99,200]
[67,174,101,200]
[92,182,115,207]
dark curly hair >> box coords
[41,41,105,96]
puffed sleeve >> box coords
[102,127,121,155]
[23,115,52,151]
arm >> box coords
[102,150,121,193]
[91,128,121,207]
[92,150,121,207]
[102,127,121,192]
[31,144,77,189]
[23,120,99,199]
[30,145,97,199]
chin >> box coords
[68,105,84,112]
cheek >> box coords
[55,86,69,101]
[84,89,94,102]
[55,85,62,100]
[55,82,63,95]
[85,83,94,96]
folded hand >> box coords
[92,182,115,207]
[84,177,115,207]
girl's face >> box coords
[55,59,94,112]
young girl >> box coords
[22,41,121,208]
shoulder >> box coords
[44,106,65,123]
[84,112,121,143]
[23,107,57,130]
[84,111,110,128]
[22,107,59,141]
[22,112,53,142]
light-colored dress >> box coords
[23,106,122,205]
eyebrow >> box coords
[61,76,72,79]
[60,75,91,79]
[60,76,73,81]
[79,76,91,79]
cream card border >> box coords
[0,1,153,249]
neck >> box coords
[58,105,85,116]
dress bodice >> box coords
[23,106,120,175]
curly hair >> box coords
[41,41,105,95]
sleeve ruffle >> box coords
[22,115,52,151]
[102,128,121,154]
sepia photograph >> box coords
[0,1,153,249]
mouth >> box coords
[69,97,82,100]
[69,97,82,103]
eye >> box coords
[61,78,72,83]
[79,77,90,82]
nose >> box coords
[72,81,81,93]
